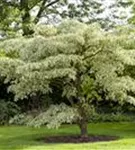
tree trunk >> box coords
[20,0,34,36]
[22,11,34,36]
[77,102,89,138]
[79,120,88,138]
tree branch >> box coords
[83,43,105,60]
[68,97,75,107]
[34,0,48,23]
[34,0,60,23]
[83,49,103,61]
[45,0,60,8]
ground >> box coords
[0,122,135,150]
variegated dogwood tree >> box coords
[0,20,135,137]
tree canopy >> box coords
[0,20,135,136]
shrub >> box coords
[0,100,20,124]
[89,112,135,123]
[9,113,34,125]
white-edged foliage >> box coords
[1,20,135,128]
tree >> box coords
[0,0,132,37]
[0,20,135,137]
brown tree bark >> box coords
[77,105,89,138]
[79,120,88,138]
[20,0,34,36]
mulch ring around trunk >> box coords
[38,135,119,143]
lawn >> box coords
[0,122,135,150]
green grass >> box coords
[0,122,135,150]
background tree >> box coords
[0,0,132,37]
[1,21,135,137]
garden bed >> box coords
[39,135,119,143]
